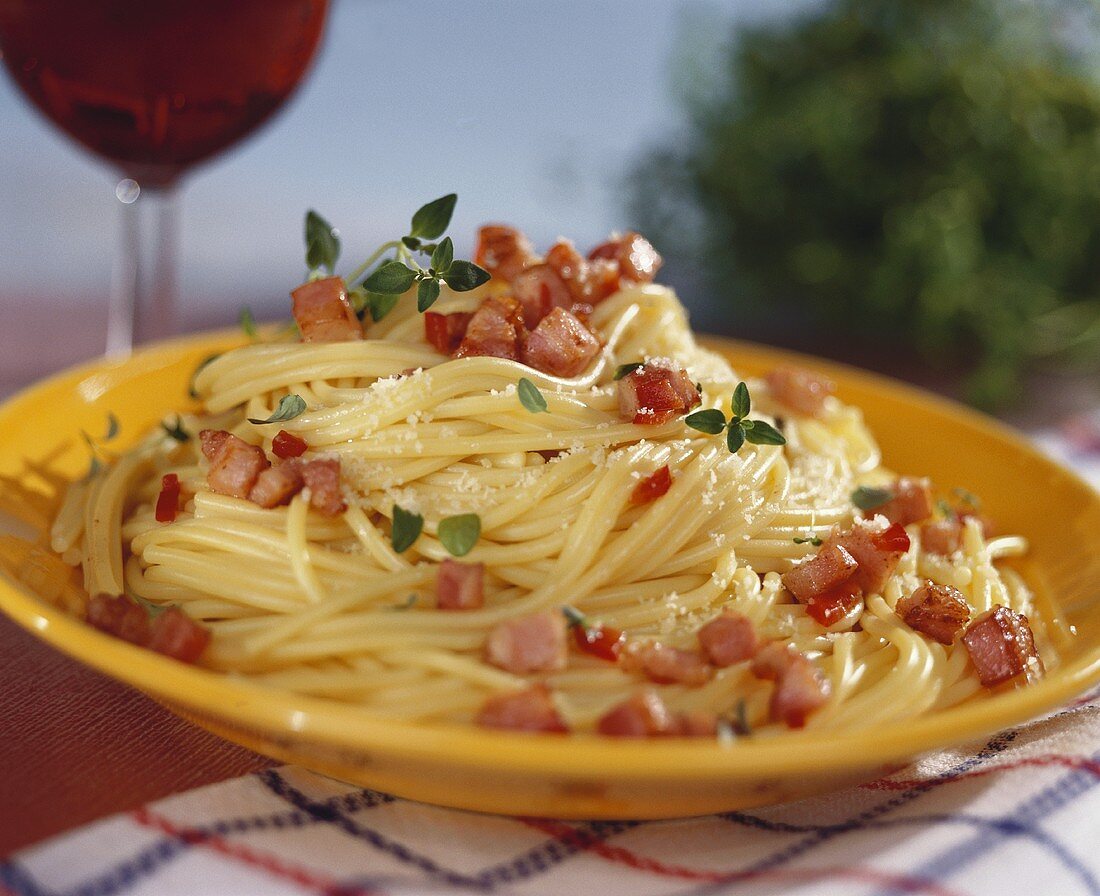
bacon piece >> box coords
[781,544,858,603]
[697,610,758,667]
[454,296,526,361]
[624,641,710,686]
[300,458,346,517]
[750,643,830,728]
[199,430,269,500]
[476,684,568,733]
[674,711,719,737]
[572,622,625,661]
[629,465,672,506]
[546,240,620,305]
[147,607,212,663]
[290,276,363,343]
[474,224,537,282]
[617,359,701,425]
[804,580,863,628]
[512,263,573,327]
[921,518,963,555]
[826,518,910,595]
[597,689,678,737]
[485,610,568,674]
[272,430,308,459]
[436,559,484,610]
[248,461,304,509]
[765,367,836,417]
[86,593,151,645]
[155,473,181,523]
[896,581,970,645]
[963,605,1044,687]
[588,232,663,283]
[876,477,933,526]
[424,311,472,355]
[520,307,601,377]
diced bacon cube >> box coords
[546,240,620,305]
[750,643,830,728]
[921,518,963,555]
[963,605,1044,687]
[199,430,269,500]
[291,276,363,343]
[147,607,212,663]
[155,473,181,523]
[455,297,526,361]
[629,465,672,506]
[617,359,701,425]
[588,232,663,283]
[512,263,573,328]
[770,653,830,728]
[803,580,863,628]
[86,593,151,645]
[476,684,568,733]
[896,581,970,645]
[765,367,836,417]
[826,518,910,595]
[474,224,537,282]
[597,689,678,737]
[248,461,304,509]
[272,430,308,459]
[624,641,710,686]
[436,559,484,610]
[485,610,567,674]
[300,458,346,517]
[424,310,472,355]
[520,307,601,377]
[781,544,859,603]
[876,477,933,526]
[697,610,759,667]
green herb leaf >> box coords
[248,394,306,425]
[443,260,491,292]
[562,605,587,629]
[851,485,895,511]
[133,594,172,619]
[305,210,340,273]
[238,306,257,339]
[936,498,954,518]
[744,420,787,445]
[364,260,417,295]
[83,455,102,482]
[417,279,442,312]
[952,487,981,509]
[431,236,454,272]
[438,513,481,557]
[188,353,221,400]
[391,505,424,553]
[369,292,401,322]
[685,408,727,434]
[793,535,823,546]
[731,698,752,736]
[517,377,548,413]
[732,381,750,419]
[726,422,746,453]
[613,362,644,381]
[104,413,120,441]
[388,593,418,610]
[161,416,189,442]
[401,235,422,251]
[409,194,457,240]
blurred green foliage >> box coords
[631,0,1100,407]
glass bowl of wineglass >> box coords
[0,0,329,351]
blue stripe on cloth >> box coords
[0,777,394,896]
[873,749,1100,896]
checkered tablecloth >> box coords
[3,415,1099,896]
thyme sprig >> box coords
[684,382,786,453]
[304,195,490,322]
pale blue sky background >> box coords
[0,1,812,377]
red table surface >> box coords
[0,612,273,857]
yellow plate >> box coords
[1,332,1099,819]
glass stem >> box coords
[106,179,180,355]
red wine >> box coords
[0,0,327,186]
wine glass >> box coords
[0,0,328,353]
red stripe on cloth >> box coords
[520,818,963,896]
[863,754,1100,791]
[130,806,379,896]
